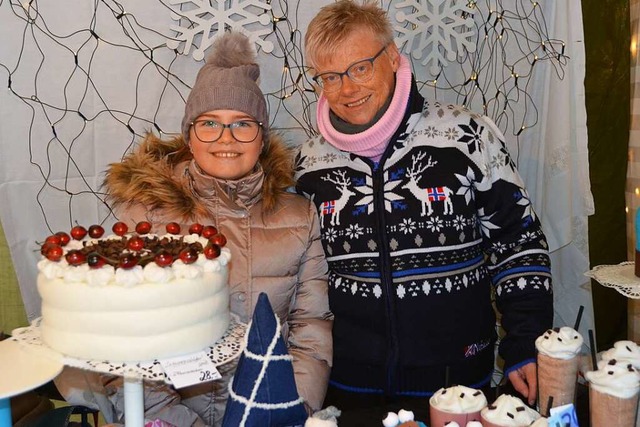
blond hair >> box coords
[305,0,394,69]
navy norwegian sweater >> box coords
[294,83,553,397]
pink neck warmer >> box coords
[316,55,412,162]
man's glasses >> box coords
[312,45,388,93]
[190,119,263,143]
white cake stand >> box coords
[10,317,246,427]
[0,339,64,427]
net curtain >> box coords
[0,0,593,339]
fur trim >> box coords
[104,132,294,221]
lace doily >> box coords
[585,262,640,299]
[11,317,246,383]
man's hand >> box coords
[507,362,537,406]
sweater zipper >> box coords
[371,161,398,397]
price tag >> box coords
[159,351,221,389]
[548,403,579,427]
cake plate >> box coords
[0,339,64,427]
[10,316,246,427]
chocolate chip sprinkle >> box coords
[608,371,614,375]
[488,405,496,410]
[557,337,563,342]
[516,406,525,412]
[507,412,515,419]
[608,359,617,365]
[459,393,465,398]
[627,345,632,352]
[473,391,481,396]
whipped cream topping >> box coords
[465,422,483,427]
[86,265,116,286]
[429,385,487,413]
[535,327,583,359]
[38,234,231,286]
[585,358,640,399]
[143,262,175,283]
[115,265,145,287]
[601,340,640,369]
[481,394,540,426]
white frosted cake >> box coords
[37,221,231,362]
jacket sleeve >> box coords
[287,200,333,413]
[473,116,554,375]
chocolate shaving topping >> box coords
[488,405,496,410]
[557,337,563,342]
[608,371,614,375]
[627,345,632,352]
[507,412,515,419]
[608,359,617,365]
[442,389,447,394]
[516,406,525,412]
[473,391,481,396]
[459,392,465,398]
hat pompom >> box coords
[207,31,257,70]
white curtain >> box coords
[0,0,593,340]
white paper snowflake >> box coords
[393,0,477,75]
[166,0,273,61]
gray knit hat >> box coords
[181,31,268,142]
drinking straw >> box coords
[588,329,597,371]
[546,396,553,417]
[573,305,584,331]
[444,366,450,388]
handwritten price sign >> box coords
[160,351,222,389]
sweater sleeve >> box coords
[287,200,333,412]
[472,116,554,374]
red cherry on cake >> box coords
[135,221,152,234]
[154,251,174,267]
[70,225,87,240]
[112,221,128,236]
[65,250,86,266]
[188,223,204,235]
[204,243,221,259]
[118,253,139,269]
[88,224,105,239]
[44,235,62,246]
[166,222,181,235]
[44,244,64,262]
[127,236,145,251]
[202,225,218,239]
[55,231,71,246]
[178,247,198,264]
[87,252,106,268]
[209,233,227,247]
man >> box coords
[294,0,553,421]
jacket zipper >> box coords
[370,160,398,397]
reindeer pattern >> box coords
[319,170,356,227]
[402,151,454,216]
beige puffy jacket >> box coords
[102,133,332,425]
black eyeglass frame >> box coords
[312,45,388,93]
[190,119,264,143]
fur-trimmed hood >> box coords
[104,132,295,221]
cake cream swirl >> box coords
[37,232,230,287]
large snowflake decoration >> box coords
[167,0,273,61]
[393,0,476,75]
